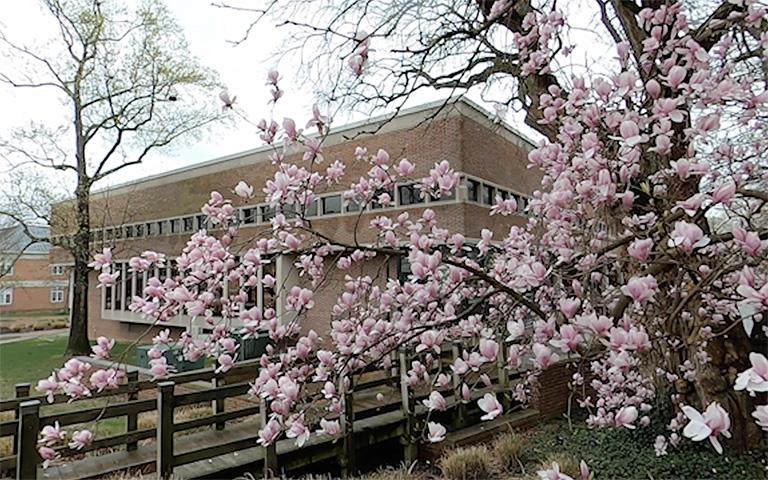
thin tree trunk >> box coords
[66,185,91,355]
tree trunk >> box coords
[66,185,91,355]
[693,327,767,452]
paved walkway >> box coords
[0,328,68,344]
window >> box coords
[322,195,342,215]
[305,200,318,217]
[114,227,124,240]
[482,184,495,205]
[104,284,112,310]
[105,228,114,241]
[466,179,480,202]
[125,225,134,238]
[169,219,181,234]
[51,265,64,276]
[196,214,208,230]
[261,205,276,222]
[346,198,361,213]
[518,196,527,212]
[398,184,423,206]
[183,217,194,232]
[156,221,165,235]
[0,288,12,305]
[94,230,104,242]
[397,255,412,284]
[242,208,257,225]
[144,223,153,237]
[113,263,123,310]
[50,287,64,304]
[135,224,144,237]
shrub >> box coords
[541,452,580,479]
[439,446,492,480]
[493,433,525,472]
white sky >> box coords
[0,0,604,195]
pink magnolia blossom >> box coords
[38,446,58,469]
[627,238,653,262]
[732,226,763,256]
[734,352,768,395]
[614,406,638,429]
[478,393,503,420]
[234,181,253,199]
[36,373,58,403]
[426,422,447,443]
[68,430,93,450]
[621,275,658,304]
[422,391,447,411]
[91,336,115,360]
[317,418,341,437]
[682,402,731,454]
[39,421,66,446]
[667,221,709,253]
[752,405,768,431]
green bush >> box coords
[525,421,767,479]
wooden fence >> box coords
[0,339,558,480]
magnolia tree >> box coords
[35,0,768,468]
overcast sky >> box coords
[0,0,598,195]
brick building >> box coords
[50,98,539,342]
[0,225,69,315]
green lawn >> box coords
[0,334,145,441]
[0,334,140,398]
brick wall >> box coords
[50,100,542,343]
[530,360,577,420]
[0,256,69,314]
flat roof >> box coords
[91,96,537,199]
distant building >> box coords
[0,225,70,315]
[50,98,540,341]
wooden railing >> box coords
[3,339,532,480]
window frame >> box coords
[0,287,12,305]
[50,287,64,304]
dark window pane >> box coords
[114,264,123,310]
[346,198,361,213]
[261,205,276,222]
[322,195,342,215]
[105,228,113,241]
[95,230,104,242]
[306,200,318,217]
[482,185,494,205]
[196,214,208,229]
[397,255,412,284]
[114,227,123,239]
[125,226,134,238]
[242,208,256,224]
[104,285,112,310]
[170,219,180,233]
[398,184,423,206]
[467,179,480,202]
[183,217,194,232]
[135,224,144,237]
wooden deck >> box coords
[3,343,548,479]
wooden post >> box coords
[13,383,30,455]
[125,370,139,451]
[16,399,40,480]
[156,381,175,480]
[398,346,417,466]
[212,375,225,431]
[339,376,356,478]
[260,398,278,478]
[451,341,467,429]
[496,333,510,410]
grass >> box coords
[0,333,145,455]
[0,333,140,398]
